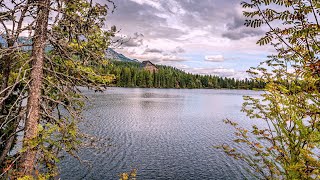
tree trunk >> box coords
[19,0,50,176]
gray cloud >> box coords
[177,0,239,28]
[112,32,144,47]
[226,14,245,30]
[103,0,267,70]
[222,28,265,40]
[222,13,265,40]
[122,39,143,47]
[171,46,185,54]
[144,48,163,53]
[105,0,166,34]
[107,0,242,40]
[105,1,175,42]
[146,26,185,39]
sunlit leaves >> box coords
[0,0,117,178]
[218,0,320,179]
[257,35,273,45]
[119,169,137,180]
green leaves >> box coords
[220,0,320,179]
[0,0,118,178]
[257,35,273,46]
[244,19,264,28]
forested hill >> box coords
[99,61,265,89]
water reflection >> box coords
[59,88,262,180]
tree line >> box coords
[98,61,266,89]
[0,0,319,179]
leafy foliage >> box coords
[119,169,137,180]
[0,0,116,178]
[217,0,320,179]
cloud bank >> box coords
[102,0,271,78]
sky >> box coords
[104,0,274,79]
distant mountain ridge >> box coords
[105,48,140,63]
[0,36,139,63]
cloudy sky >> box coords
[105,0,273,79]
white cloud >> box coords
[129,0,162,10]
[205,55,224,62]
[116,46,188,63]
[173,66,250,79]
[192,67,234,76]
[107,0,275,76]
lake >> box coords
[59,88,263,179]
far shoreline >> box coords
[100,86,265,91]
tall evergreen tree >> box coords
[102,61,264,90]
[0,0,116,178]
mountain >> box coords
[105,48,139,63]
[0,36,33,51]
[0,37,134,61]
[0,36,5,46]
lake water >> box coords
[59,88,263,179]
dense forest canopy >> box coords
[99,61,266,89]
[0,0,318,179]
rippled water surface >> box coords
[60,88,262,179]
